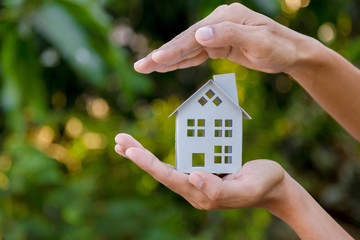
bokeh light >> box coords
[0,172,9,190]
[301,0,310,7]
[47,143,80,171]
[111,24,134,46]
[65,117,83,138]
[87,98,110,119]
[282,0,310,14]
[318,22,337,43]
[0,155,12,171]
[82,132,107,149]
[40,48,60,67]
[35,126,55,148]
[285,0,301,12]
[111,22,151,58]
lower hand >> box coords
[114,133,285,210]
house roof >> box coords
[169,79,251,119]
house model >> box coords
[169,73,251,174]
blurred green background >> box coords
[0,0,359,239]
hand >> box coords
[134,3,309,74]
[114,133,285,210]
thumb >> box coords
[189,171,225,200]
[195,22,257,48]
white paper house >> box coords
[169,73,251,174]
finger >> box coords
[125,147,193,195]
[160,46,204,67]
[195,22,261,48]
[135,46,204,73]
[134,4,230,73]
[156,46,233,73]
[155,50,208,73]
[151,36,200,64]
[222,173,236,181]
[134,28,200,74]
[115,134,209,205]
[189,171,227,201]
[114,133,145,150]
[114,144,126,157]
[151,4,229,64]
[134,53,165,74]
[204,46,232,59]
[189,170,250,203]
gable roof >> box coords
[169,79,251,119]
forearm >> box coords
[263,173,353,240]
[286,36,360,141]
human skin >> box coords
[133,3,360,141]
[115,3,359,239]
[114,133,353,240]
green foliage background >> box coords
[0,0,359,239]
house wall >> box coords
[175,83,243,173]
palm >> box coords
[115,133,285,210]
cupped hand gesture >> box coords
[134,3,307,75]
[115,133,285,210]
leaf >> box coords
[0,30,29,133]
[32,1,107,86]
[17,37,48,122]
[59,0,111,33]
[0,24,47,130]
[0,30,22,112]
[60,0,153,100]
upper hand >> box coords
[134,3,306,74]
[114,133,285,210]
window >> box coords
[198,119,205,126]
[225,156,232,164]
[214,156,222,164]
[187,119,195,127]
[198,129,205,137]
[198,89,222,107]
[214,146,222,153]
[214,119,233,138]
[198,97,207,106]
[225,119,232,127]
[225,146,232,153]
[187,129,194,137]
[213,97,222,106]
[225,130,232,137]
[213,145,232,164]
[215,119,222,127]
[215,130,222,137]
[192,153,205,167]
[187,118,205,137]
[206,89,215,99]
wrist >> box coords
[257,170,299,218]
[262,172,302,218]
[258,172,353,240]
[258,172,311,238]
[284,34,327,85]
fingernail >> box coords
[196,27,213,41]
[192,174,204,189]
